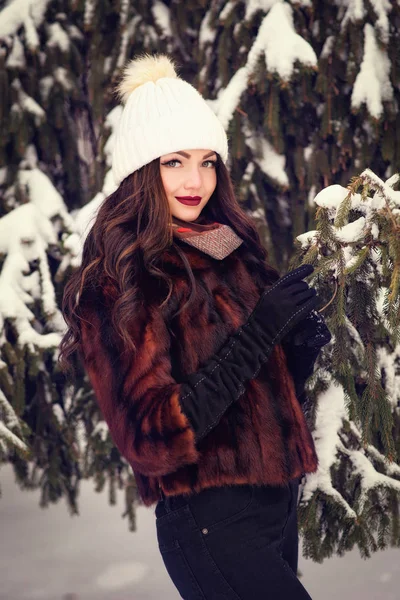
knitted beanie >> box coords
[112,54,229,187]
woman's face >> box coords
[159,148,217,221]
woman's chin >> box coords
[172,206,203,221]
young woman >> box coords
[59,54,331,599]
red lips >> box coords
[175,196,201,206]
[176,196,201,200]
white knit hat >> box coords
[111,54,229,187]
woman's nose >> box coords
[184,168,202,189]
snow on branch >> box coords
[243,123,289,187]
[0,0,51,47]
[339,440,400,514]
[46,22,70,53]
[301,382,358,519]
[251,2,317,79]
[213,2,317,130]
[152,0,172,37]
[244,0,280,22]
[12,80,46,125]
[5,35,25,68]
[351,24,393,119]
[0,388,29,456]
[340,0,391,44]
[0,421,29,454]
[360,168,400,210]
[0,202,62,348]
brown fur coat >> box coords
[79,239,318,507]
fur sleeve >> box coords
[79,301,200,477]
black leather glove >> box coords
[285,309,331,350]
[243,263,319,349]
[282,310,332,401]
[180,264,320,442]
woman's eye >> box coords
[161,159,181,167]
[161,159,216,168]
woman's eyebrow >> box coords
[172,151,217,159]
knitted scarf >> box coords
[171,215,243,260]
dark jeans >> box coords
[155,477,312,599]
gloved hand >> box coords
[247,263,320,349]
[282,309,332,401]
[286,309,332,349]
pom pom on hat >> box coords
[116,53,179,104]
[111,53,229,186]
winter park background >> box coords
[1,1,400,599]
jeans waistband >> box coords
[155,477,303,520]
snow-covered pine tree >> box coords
[196,0,400,268]
[292,169,400,560]
[0,0,399,558]
[0,0,170,526]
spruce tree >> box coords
[195,0,400,268]
[292,169,400,559]
[0,0,165,526]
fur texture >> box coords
[116,53,178,104]
[80,241,319,507]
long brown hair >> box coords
[58,154,279,377]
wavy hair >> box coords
[58,155,279,377]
